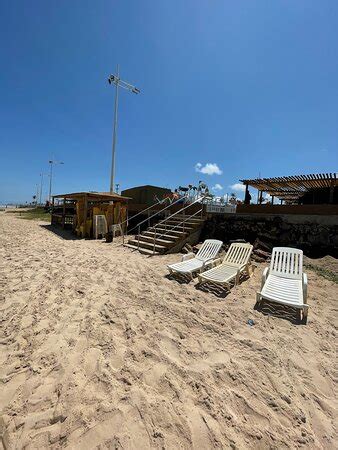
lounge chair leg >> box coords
[302,306,308,324]
[256,292,262,304]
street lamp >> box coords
[48,159,64,202]
[39,173,46,205]
[108,65,140,194]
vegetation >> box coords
[305,263,338,284]
[8,207,51,222]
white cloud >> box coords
[212,183,223,191]
[195,162,223,175]
[229,183,246,192]
[262,193,272,203]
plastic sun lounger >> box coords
[256,247,308,323]
[198,242,253,289]
[168,239,223,280]
[93,215,108,239]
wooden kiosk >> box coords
[51,191,129,238]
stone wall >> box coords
[201,214,338,257]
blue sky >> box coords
[0,0,337,203]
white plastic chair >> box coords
[168,239,223,280]
[110,223,123,237]
[93,215,108,239]
[198,242,253,289]
[256,247,308,322]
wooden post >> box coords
[257,190,260,205]
[244,183,249,204]
[259,191,263,204]
[271,195,274,205]
[329,182,334,204]
[84,194,88,237]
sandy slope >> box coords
[0,214,336,449]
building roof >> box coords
[52,191,130,201]
[121,185,171,192]
[240,173,338,202]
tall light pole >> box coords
[48,160,64,202]
[108,65,140,194]
[39,173,45,205]
[35,184,39,208]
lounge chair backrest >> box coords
[94,214,108,238]
[270,247,303,280]
[223,243,253,267]
[196,239,223,262]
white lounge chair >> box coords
[168,239,223,280]
[93,214,108,239]
[198,242,253,289]
[256,247,308,322]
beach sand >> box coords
[0,213,336,449]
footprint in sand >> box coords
[189,351,230,371]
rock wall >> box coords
[201,214,338,257]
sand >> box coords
[0,213,336,449]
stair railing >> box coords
[150,196,207,254]
[118,197,170,244]
[153,227,157,254]
[152,195,206,231]
[126,195,189,246]
[154,207,204,249]
[151,208,202,255]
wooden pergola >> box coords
[240,173,338,204]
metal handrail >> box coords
[110,197,171,245]
[153,207,204,253]
[150,196,207,254]
[128,195,188,235]
[153,195,206,231]
[120,196,170,227]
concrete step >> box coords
[124,243,160,255]
[142,231,179,242]
[137,235,175,247]
[146,229,187,240]
[168,216,204,223]
[126,212,205,255]
[128,239,167,253]
[148,226,186,235]
[150,224,195,233]
[164,220,201,227]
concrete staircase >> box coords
[125,214,205,255]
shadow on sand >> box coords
[254,300,304,325]
[195,282,230,299]
[39,224,80,241]
[165,273,194,284]
[195,273,251,299]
